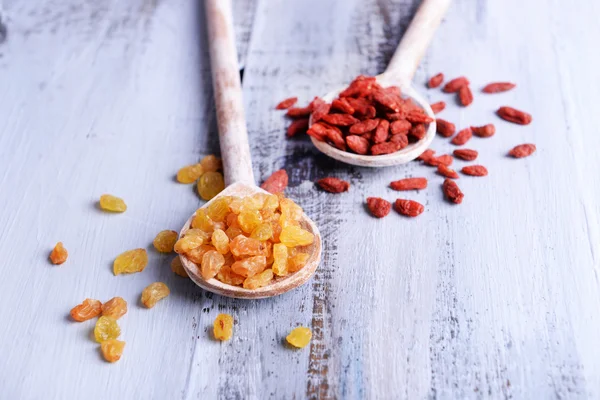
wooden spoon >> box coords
[179,0,322,299]
[310,0,451,167]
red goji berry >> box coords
[458,85,473,106]
[428,73,444,89]
[430,101,446,114]
[417,149,435,162]
[311,103,331,123]
[437,164,459,179]
[366,197,391,218]
[471,124,495,138]
[373,119,390,143]
[442,179,464,204]
[453,149,478,161]
[451,128,472,145]
[461,165,488,176]
[287,118,309,137]
[321,113,359,127]
[276,97,298,110]
[508,143,536,158]
[306,122,328,141]
[339,75,378,98]
[482,82,516,93]
[409,124,427,140]
[406,110,434,124]
[390,178,427,191]
[346,135,369,155]
[260,170,288,194]
[349,119,379,135]
[386,112,406,121]
[286,106,312,118]
[325,126,347,150]
[371,142,401,155]
[390,120,412,135]
[443,77,470,93]
[426,154,453,167]
[373,89,402,112]
[394,199,424,217]
[497,106,532,125]
[390,134,408,148]
[436,119,456,137]
[317,177,350,193]
[331,98,355,114]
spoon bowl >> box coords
[310,76,436,167]
[179,182,322,299]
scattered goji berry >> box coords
[260,169,288,193]
[426,154,453,167]
[286,106,312,118]
[471,124,495,137]
[442,179,464,204]
[497,106,532,125]
[430,101,446,114]
[443,77,470,93]
[346,135,369,155]
[436,119,456,137]
[349,119,379,135]
[462,165,488,176]
[317,177,350,193]
[482,82,516,93]
[366,197,391,218]
[417,149,435,162]
[508,143,536,158]
[394,199,424,217]
[287,118,309,137]
[428,73,444,88]
[458,85,473,106]
[437,164,459,179]
[451,128,473,145]
[453,149,478,161]
[276,97,298,110]
[390,178,427,191]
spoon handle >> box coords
[205,0,255,186]
[383,0,451,84]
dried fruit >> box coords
[453,149,478,161]
[216,266,245,286]
[349,119,379,135]
[390,178,427,191]
[436,119,455,137]
[70,299,102,322]
[200,155,222,172]
[409,124,427,140]
[238,209,263,233]
[101,297,127,320]
[437,164,459,179]
[366,197,391,218]
[317,177,350,193]
[482,82,516,93]
[197,171,225,200]
[287,106,312,118]
[417,149,435,162]
[231,255,267,278]
[390,133,409,148]
[49,242,68,265]
[191,209,214,232]
[101,339,125,363]
[250,223,273,242]
[428,73,444,88]
[280,226,314,247]
[113,249,148,275]
[311,102,331,123]
[390,120,412,135]
[471,124,495,138]
[497,106,532,125]
[201,250,225,280]
[331,98,354,114]
[260,169,288,194]
[272,243,288,276]
[458,85,473,106]
[287,118,309,137]
[141,282,170,308]
[276,97,298,110]
[213,314,234,341]
[176,164,204,184]
[451,128,472,146]
[394,199,425,217]
[371,142,401,155]
[174,233,206,254]
[443,179,464,204]
[509,143,536,158]
[171,256,189,277]
[430,101,445,114]
[243,269,274,289]
[286,326,312,348]
[443,77,470,93]
[346,135,369,154]
[462,165,488,176]
[405,110,433,124]
[321,113,359,127]
[426,154,453,167]
[288,253,310,272]
[94,316,121,343]
[153,230,178,253]
[211,229,230,254]
[99,194,127,212]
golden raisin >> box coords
[250,223,273,241]
[171,256,189,277]
[99,194,127,212]
[229,235,265,257]
[200,155,222,172]
[279,226,315,247]
[94,316,121,343]
[101,297,127,320]
[153,230,178,253]
[206,197,231,222]
[216,265,245,286]
[201,250,225,280]
[49,242,68,265]
[225,226,244,240]
[191,209,214,232]
[70,298,102,322]
[211,229,230,254]
[176,163,204,184]
[141,282,170,308]
[185,244,216,264]
[174,234,205,254]
[101,339,125,363]
[231,255,267,278]
[113,249,148,275]
[243,269,274,289]
[197,172,225,200]
[280,198,302,221]
[288,253,310,273]
[286,326,312,348]
[213,313,233,341]
[272,243,288,276]
[263,194,279,212]
[238,209,263,233]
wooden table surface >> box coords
[2,0,599,399]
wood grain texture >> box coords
[0,0,599,399]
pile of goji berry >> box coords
[271,73,536,218]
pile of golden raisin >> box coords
[175,192,314,290]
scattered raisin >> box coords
[197,171,225,200]
[94,316,121,343]
[286,326,312,348]
[176,164,204,184]
[101,339,125,363]
[70,299,102,322]
[153,230,178,253]
[99,194,127,213]
[213,314,234,341]
[49,242,68,265]
[101,297,127,320]
[141,282,170,308]
[113,249,148,275]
